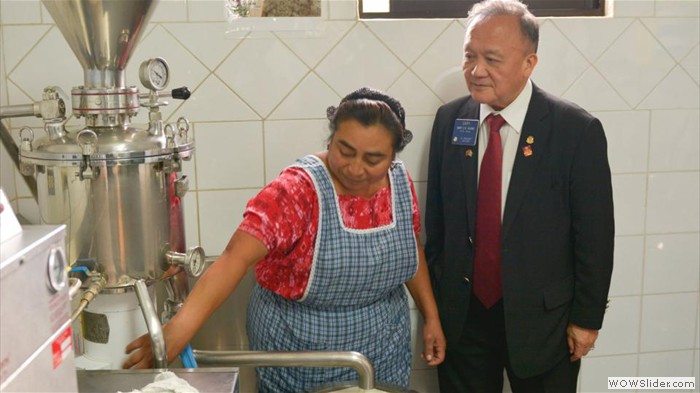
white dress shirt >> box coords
[477,79,533,219]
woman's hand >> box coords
[420,317,446,366]
[123,332,157,369]
[122,322,184,369]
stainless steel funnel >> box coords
[42,0,157,89]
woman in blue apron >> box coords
[124,87,446,392]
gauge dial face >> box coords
[47,246,67,292]
[139,58,170,91]
[186,246,206,277]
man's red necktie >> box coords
[473,114,506,309]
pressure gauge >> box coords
[184,246,206,278]
[46,246,68,293]
[164,246,207,278]
[139,57,170,91]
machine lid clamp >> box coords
[165,124,177,149]
[19,127,34,151]
[18,127,35,175]
[176,117,190,143]
[163,124,182,173]
[77,129,99,180]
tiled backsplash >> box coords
[1,1,698,392]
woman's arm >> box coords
[123,230,267,368]
[405,237,446,366]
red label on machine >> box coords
[51,327,73,369]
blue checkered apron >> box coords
[247,155,418,393]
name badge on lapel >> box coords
[451,119,479,146]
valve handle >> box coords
[171,87,191,100]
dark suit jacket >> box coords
[424,83,614,378]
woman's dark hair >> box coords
[326,87,413,153]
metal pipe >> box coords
[71,299,89,322]
[0,121,37,200]
[162,270,189,322]
[68,277,82,299]
[193,350,376,390]
[0,104,37,119]
[134,279,168,369]
[0,120,19,168]
[70,274,106,322]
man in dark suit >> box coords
[424,0,614,391]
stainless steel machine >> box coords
[0,0,205,374]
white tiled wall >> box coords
[1,0,698,392]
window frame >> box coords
[358,0,605,19]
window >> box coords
[359,0,604,19]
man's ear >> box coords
[523,52,538,78]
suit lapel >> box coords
[502,86,551,241]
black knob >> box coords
[171,87,191,100]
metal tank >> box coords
[18,0,200,289]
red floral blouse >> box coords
[239,165,421,300]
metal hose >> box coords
[193,350,376,390]
[134,279,168,369]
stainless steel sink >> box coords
[76,367,238,393]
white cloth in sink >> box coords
[121,371,199,393]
